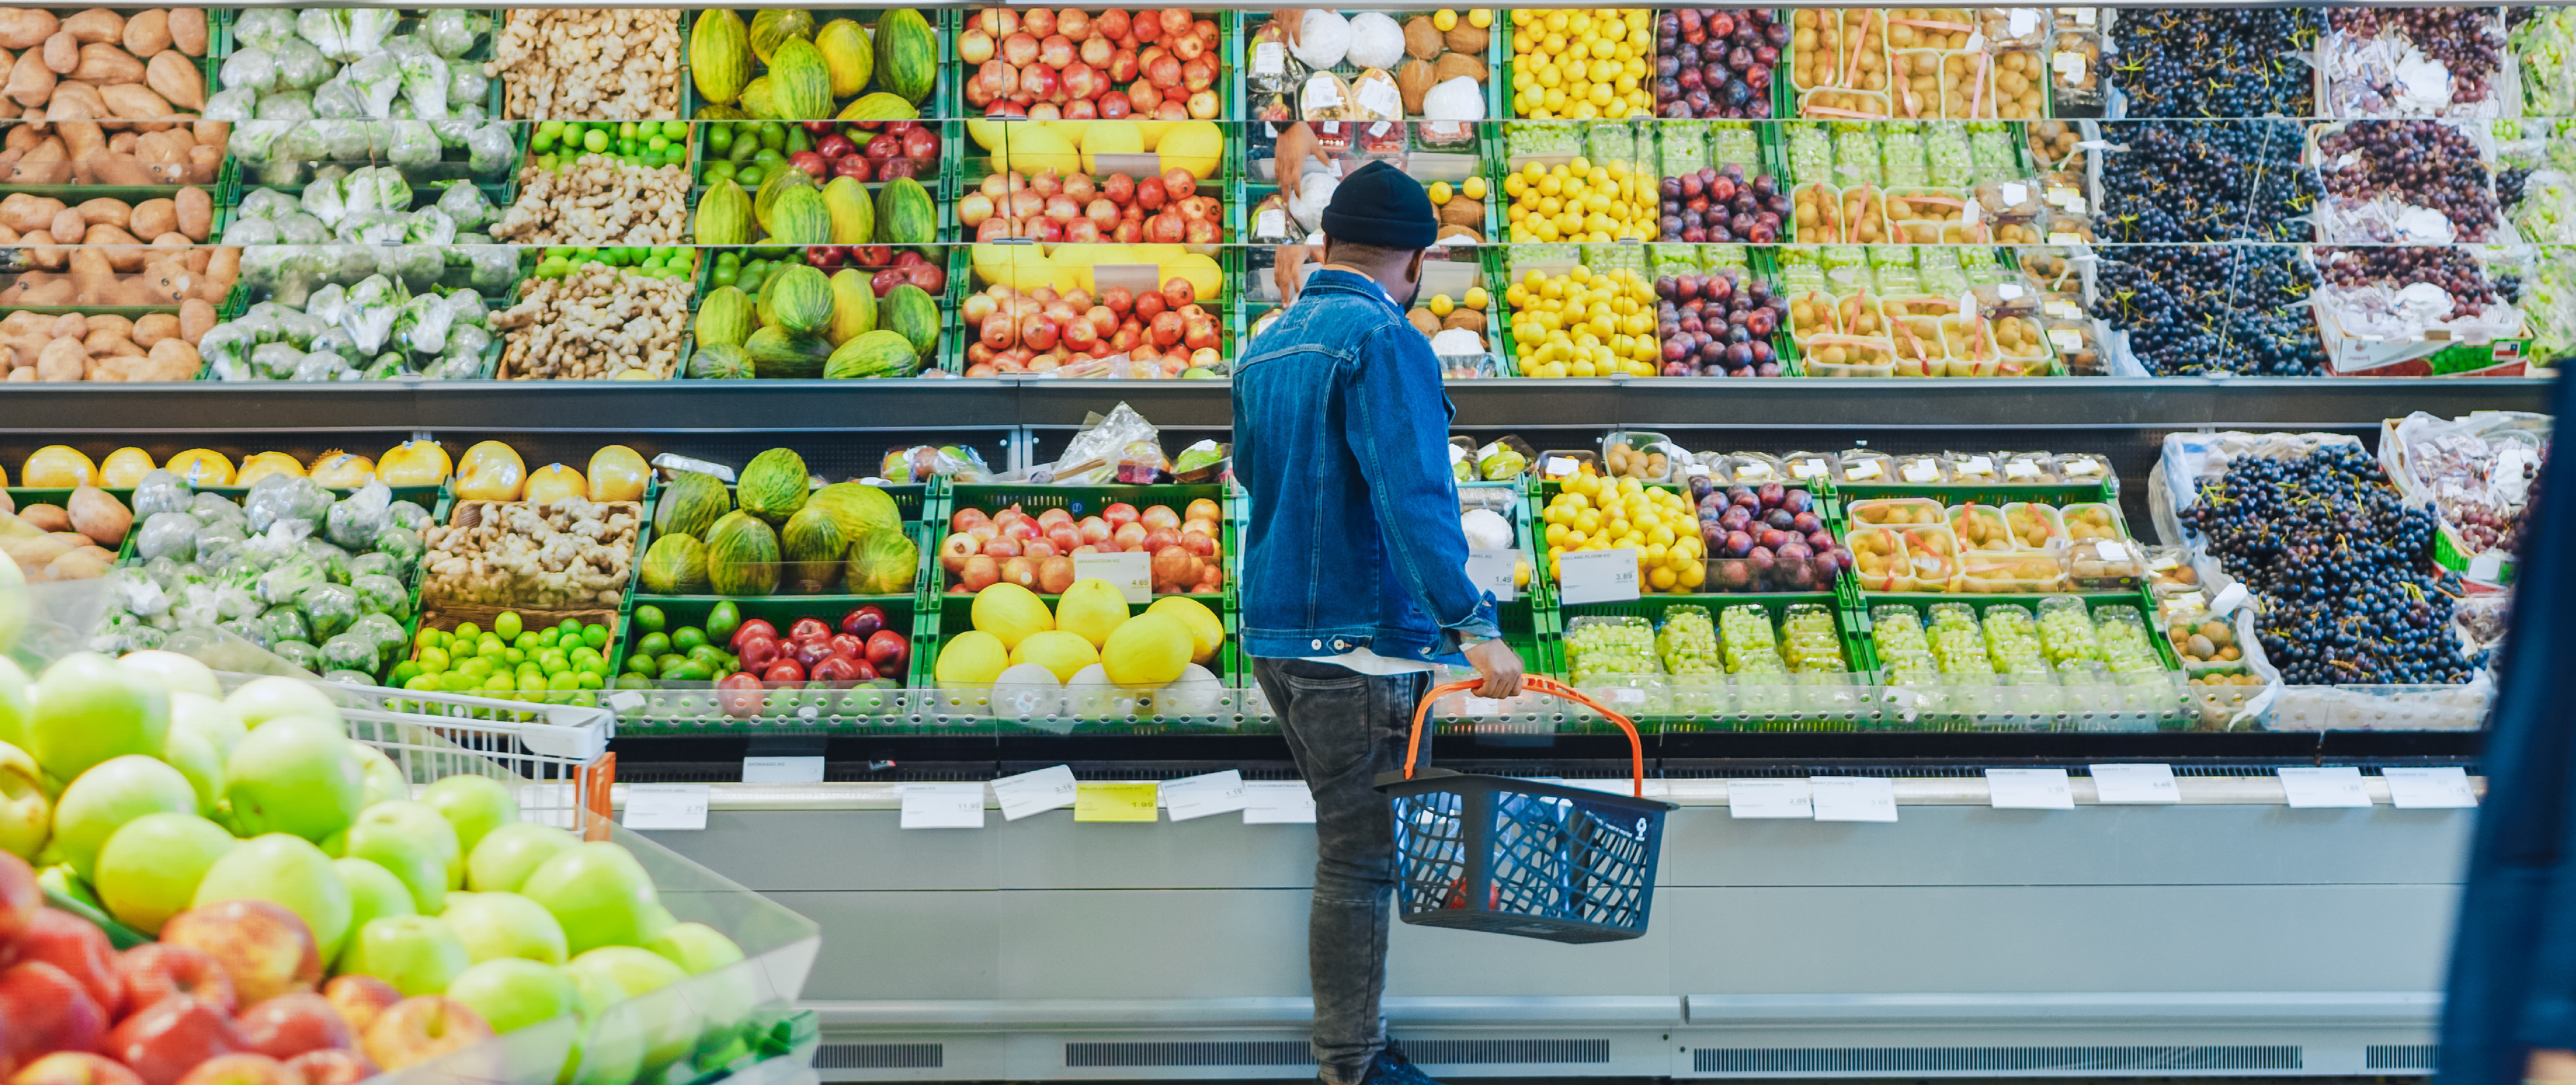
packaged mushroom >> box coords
[1978,6,2049,46]
[2049,29,2104,106]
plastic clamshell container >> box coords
[1998,501,2068,550]
[2069,535,2149,590]
[2057,500,2127,543]
[1848,496,1947,529]
[1947,503,2012,551]
[1959,548,2070,593]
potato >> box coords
[71,43,142,85]
[121,10,169,57]
[130,312,177,348]
[105,129,138,154]
[81,313,129,338]
[97,81,165,119]
[46,313,82,339]
[178,297,213,344]
[125,197,173,237]
[0,10,59,51]
[60,10,120,45]
[173,185,208,239]
[205,246,236,282]
[177,246,205,273]
[21,229,61,270]
[6,49,55,107]
[146,50,197,109]
[183,142,217,181]
[3,369,28,384]
[145,337,197,380]
[33,338,83,382]
[47,548,113,581]
[14,279,69,306]
[41,31,76,74]
[168,9,204,56]
[80,328,128,355]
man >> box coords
[1232,160,1526,1085]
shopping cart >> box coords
[1377,676,1675,944]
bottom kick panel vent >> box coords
[1065,1041,1315,1068]
[1403,1039,1613,1065]
[814,1043,944,1070]
[2368,1045,2440,1071]
[1694,1046,2304,1074]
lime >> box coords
[583,625,610,650]
[496,611,523,640]
[458,657,494,680]
[441,671,477,692]
[577,670,605,690]
[485,674,518,693]
[415,627,445,650]
[517,672,550,693]
[672,627,707,653]
[706,602,741,642]
[391,661,422,686]
[405,674,440,691]
[503,648,526,666]
[477,635,506,657]
[636,606,666,633]
[454,621,481,641]
[538,651,571,674]
[514,631,541,650]
[415,647,450,674]
[547,671,582,692]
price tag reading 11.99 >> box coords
[1556,548,1640,604]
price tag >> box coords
[2089,763,2179,803]
[1072,550,1153,604]
[607,690,645,713]
[2382,766,2478,809]
[2005,458,2045,481]
[899,783,987,829]
[2008,8,2037,36]
[1986,768,2074,810]
[1160,770,1250,822]
[2469,551,2505,582]
[623,784,709,830]
[1460,695,1505,716]
[1726,779,1813,819]
[2049,329,2087,353]
[741,756,824,784]
[1542,456,1577,479]
[1251,39,1284,76]
[2047,231,2083,246]
[1256,207,1287,238]
[1556,548,1640,604]
[2278,766,2373,808]
[1809,777,1899,822]
[1466,548,1521,603]
[2002,181,2028,206]
[1243,780,1319,824]
[1844,459,1884,481]
[1791,457,1831,479]
[2053,51,2086,78]
[2072,7,2096,25]
[1900,460,1943,483]
[1075,781,1161,822]
[991,764,1079,821]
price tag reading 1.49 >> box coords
[1556,547,1640,604]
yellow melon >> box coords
[933,631,1010,686]
[162,449,233,487]
[308,451,376,488]
[378,440,452,485]
[970,582,1053,651]
[524,464,589,505]
[1156,120,1223,181]
[235,452,307,488]
[1146,596,1225,666]
[23,446,99,488]
[455,441,526,502]
[98,448,155,487]
[1100,612,1192,687]
[1053,579,1129,649]
[587,445,650,502]
[1010,630,1100,683]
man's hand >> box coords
[1273,120,1332,183]
[1274,244,1311,302]
[2531,1051,2576,1083]
[1464,638,1525,701]
[1277,8,1306,45]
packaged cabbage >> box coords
[298,582,361,640]
[386,502,433,535]
[352,574,412,620]
[260,606,313,646]
[137,513,201,562]
[424,10,490,57]
[320,634,379,674]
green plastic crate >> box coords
[1556,591,1873,732]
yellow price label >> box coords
[1074,782,1160,823]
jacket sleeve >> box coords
[1343,323,1502,640]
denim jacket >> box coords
[1232,268,1502,663]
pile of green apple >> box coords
[0,649,753,1085]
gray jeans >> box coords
[1252,657,1435,1085]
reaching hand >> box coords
[1464,638,1525,701]
[1274,245,1312,302]
[1273,120,1332,182]
[1277,8,1307,46]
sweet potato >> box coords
[55,119,102,159]
[130,312,176,348]
[191,118,223,145]
[168,9,204,56]
[65,246,111,298]
[173,185,208,239]
[60,10,120,45]
[204,246,236,282]
[41,31,76,74]
[82,313,130,337]
[7,49,55,107]
[144,337,197,380]
[2,127,32,153]
[145,50,196,109]
[45,81,103,120]
[46,313,82,339]
[13,279,69,306]
[71,44,142,85]
[0,10,59,51]
[21,229,61,270]
[19,504,68,532]
[121,10,168,57]
[81,330,137,358]
[177,246,205,273]
[73,196,128,226]
[89,153,153,187]
[97,80,163,120]
[105,129,137,155]
[46,206,80,241]
[178,297,213,344]
[127,197,173,238]
[183,142,216,180]
[48,548,113,581]
[33,338,83,382]
[4,369,29,384]
[0,193,40,231]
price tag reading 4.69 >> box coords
[1556,548,1640,604]
[1072,550,1153,604]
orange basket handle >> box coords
[1406,676,1649,798]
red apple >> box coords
[762,660,806,686]
[174,1055,297,1085]
[10,1053,145,1085]
[158,901,321,1008]
[866,630,912,675]
[115,944,239,1019]
[282,1051,374,1085]
[236,994,350,1062]
[0,962,106,1070]
[736,635,782,673]
[1112,521,1149,551]
[104,996,243,1085]
[840,606,889,638]
[360,997,492,1073]
[10,909,117,1017]
[730,619,779,650]
[789,151,827,179]
[718,672,763,718]
[906,262,946,292]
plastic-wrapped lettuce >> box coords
[224,218,280,246]
[463,242,516,292]
[301,538,354,584]
[382,245,445,290]
[405,206,456,245]
[237,8,298,52]
[275,214,329,245]
[344,275,403,351]
[443,286,490,327]
[436,182,495,231]
[390,38,449,118]
[449,63,489,110]
[300,10,397,63]
[299,582,361,640]
[292,352,352,381]
[348,166,412,214]
[338,209,410,246]
[326,482,394,550]
[204,88,259,123]
[304,282,349,327]
[275,39,334,92]
[132,471,191,520]
[250,341,304,379]
[442,326,493,373]
[424,10,490,58]
[221,48,279,94]
[432,105,487,149]
[278,308,329,346]
[466,124,514,176]
[302,175,348,227]
[390,120,441,168]
[344,53,402,117]
[255,125,326,186]
[137,512,199,562]
[241,191,297,226]
[256,92,315,122]
[360,353,405,380]
[386,502,432,536]
[395,293,453,355]
[311,80,366,119]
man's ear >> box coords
[1408,249,1426,283]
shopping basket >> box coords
[1376,676,1675,944]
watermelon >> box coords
[767,185,831,245]
[874,177,935,245]
[693,180,752,246]
[768,36,834,120]
[696,287,753,347]
[762,266,834,336]
[748,10,814,63]
[780,504,850,593]
[881,284,939,357]
[743,327,830,378]
[739,448,812,525]
[689,9,751,105]
[703,511,782,597]
[688,342,752,380]
[640,533,711,594]
[654,471,732,539]
[875,9,938,106]
[825,330,919,378]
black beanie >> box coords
[1320,160,1439,250]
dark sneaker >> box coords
[1364,1045,1446,1085]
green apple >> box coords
[119,649,222,698]
[54,754,197,881]
[225,715,363,843]
[0,543,25,653]
[344,816,448,913]
[354,745,410,808]
[161,726,222,816]
[95,811,235,934]
[355,799,461,894]
[566,946,696,1068]
[422,775,518,862]
[194,832,354,963]
[646,921,752,1031]
[334,856,419,971]
[519,842,669,955]
[443,890,569,965]
[170,691,248,760]
[345,913,472,996]
[0,739,47,860]
[227,676,344,728]
[30,651,170,784]
[468,823,579,894]
[446,957,582,1034]
[0,656,31,750]
[563,965,644,1085]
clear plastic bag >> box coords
[236,8,298,52]
[310,81,367,120]
[274,39,335,92]
[297,581,360,640]
[132,470,193,520]
[222,48,280,94]
[466,124,515,176]
[137,512,201,562]
[394,294,453,355]
[256,92,316,123]
[324,481,393,550]
[434,182,495,232]
[405,206,456,245]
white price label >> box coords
[1466,548,1521,603]
[899,783,988,829]
[1242,780,1319,824]
[2002,181,2028,206]
[2008,8,2037,36]
[2382,766,2478,809]
[1810,777,1899,822]
[1160,770,1251,822]
[1256,207,1287,238]
[1844,460,1884,480]
[623,784,709,830]
[1543,455,1577,478]
[1072,550,1153,604]
[1252,40,1284,76]
[1900,461,1943,483]
[2047,231,2083,246]
[741,756,825,784]
[2006,458,2044,480]
[2278,766,2373,808]
[1958,455,1996,478]
[1986,768,2075,810]
[2090,763,2179,803]
[1727,779,1813,819]
[2049,329,2087,353]
[2072,7,2096,25]
[1556,548,1640,604]
[991,765,1080,821]
[2469,551,2505,582]
[1791,457,1831,479]
[606,690,645,712]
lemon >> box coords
[1427,180,1452,205]
[1470,8,1493,27]
[1433,8,1458,31]
[1462,176,1488,201]
[1464,286,1490,310]
[1428,294,1454,318]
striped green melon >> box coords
[881,283,938,357]
[753,167,813,233]
[688,342,752,380]
[824,330,918,378]
[766,185,830,245]
[874,9,938,105]
[761,266,834,337]
[654,471,732,539]
[696,286,753,347]
[747,10,814,63]
[692,180,752,246]
[836,92,918,122]
[874,176,934,245]
[780,504,850,593]
[689,9,751,105]
[738,448,812,525]
[743,327,829,378]
[768,36,834,121]
[640,533,711,594]
[703,511,781,597]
